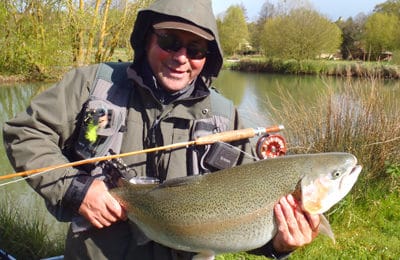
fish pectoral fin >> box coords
[192,251,215,260]
[318,214,336,244]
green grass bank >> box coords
[226,58,400,79]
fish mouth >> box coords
[339,164,362,191]
[351,165,362,175]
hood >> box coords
[130,0,223,78]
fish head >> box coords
[300,153,362,214]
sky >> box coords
[212,0,385,21]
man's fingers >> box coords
[105,192,127,220]
[79,180,127,229]
[279,195,299,233]
[274,203,288,231]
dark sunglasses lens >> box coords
[157,34,181,52]
[186,46,207,59]
[155,32,208,59]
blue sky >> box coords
[212,0,385,21]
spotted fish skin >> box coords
[111,152,360,254]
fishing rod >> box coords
[0,125,284,181]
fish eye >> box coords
[332,170,342,179]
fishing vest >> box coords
[73,62,236,177]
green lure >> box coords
[85,120,98,144]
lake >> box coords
[1,70,399,237]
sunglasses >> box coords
[153,31,209,60]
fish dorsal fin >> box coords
[159,175,203,188]
[318,214,336,244]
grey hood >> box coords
[130,0,223,78]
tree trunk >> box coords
[95,0,111,62]
[85,0,101,64]
[104,0,128,61]
[67,0,85,66]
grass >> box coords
[0,198,65,259]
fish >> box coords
[111,152,362,258]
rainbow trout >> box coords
[111,152,362,257]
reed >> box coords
[265,77,399,185]
[0,198,65,259]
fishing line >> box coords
[0,168,54,187]
[224,142,259,161]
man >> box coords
[3,0,319,259]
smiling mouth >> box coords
[165,68,190,80]
[169,67,189,74]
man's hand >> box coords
[272,194,320,253]
[78,179,127,228]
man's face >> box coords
[146,29,208,92]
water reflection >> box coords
[214,70,400,128]
[214,71,330,127]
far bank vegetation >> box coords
[2,0,400,81]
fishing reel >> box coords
[256,134,287,159]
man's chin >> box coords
[160,80,190,92]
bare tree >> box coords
[95,0,112,62]
[84,0,102,64]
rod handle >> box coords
[195,128,255,145]
[194,125,283,145]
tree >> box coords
[67,0,86,66]
[84,0,102,64]
[362,12,400,59]
[336,15,367,60]
[250,0,312,55]
[249,1,278,54]
[0,0,71,75]
[374,0,400,17]
[0,0,153,78]
[261,8,342,60]
[217,5,249,56]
